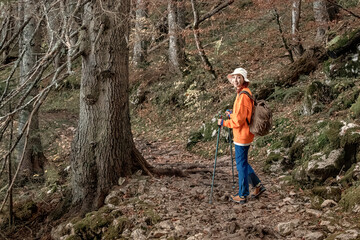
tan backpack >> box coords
[239,91,273,136]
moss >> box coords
[312,186,342,202]
[325,121,343,149]
[144,209,161,226]
[14,201,37,221]
[289,141,306,162]
[340,163,357,185]
[73,207,114,239]
[281,133,296,148]
[103,217,129,240]
[327,28,360,52]
[65,235,82,240]
[339,185,360,211]
[350,95,360,119]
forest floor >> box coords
[66,136,358,240]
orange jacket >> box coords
[223,87,254,145]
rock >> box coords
[304,231,325,240]
[187,233,204,240]
[131,229,146,240]
[283,197,294,204]
[294,229,308,238]
[277,219,300,236]
[352,204,360,213]
[306,209,322,218]
[335,229,359,240]
[321,199,337,208]
[307,149,344,181]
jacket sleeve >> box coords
[223,95,250,129]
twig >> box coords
[191,0,217,79]
[273,8,294,63]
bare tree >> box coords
[291,0,304,57]
[168,0,186,74]
[17,0,46,176]
[313,0,329,44]
[133,0,149,67]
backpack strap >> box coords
[239,90,255,126]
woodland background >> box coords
[0,0,359,239]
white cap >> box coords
[227,68,250,82]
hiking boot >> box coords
[251,183,266,199]
[230,195,247,204]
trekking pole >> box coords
[228,116,235,189]
[209,116,222,204]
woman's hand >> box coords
[225,109,232,118]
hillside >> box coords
[0,0,360,239]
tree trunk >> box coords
[71,0,152,213]
[291,0,304,57]
[177,0,186,67]
[133,0,148,67]
[17,0,46,176]
[168,0,185,74]
[45,1,61,71]
[313,0,329,44]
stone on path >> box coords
[321,199,337,208]
[304,231,325,240]
[335,229,359,240]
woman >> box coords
[218,68,265,204]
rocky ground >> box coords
[51,138,360,240]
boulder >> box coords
[306,149,344,181]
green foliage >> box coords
[350,95,360,119]
[267,86,303,103]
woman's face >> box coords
[231,74,243,88]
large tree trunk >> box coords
[17,0,46,176]
[133,0,148,67]
[71,0,152,213]
[313,0,329,44]
[291,0,304,57]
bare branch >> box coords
[147,0,234,54]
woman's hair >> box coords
[237,75,249,88]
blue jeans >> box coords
[235,145,261,197]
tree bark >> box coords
[313,0,329,44]
[17,0,46,176]
[133,0,148,67]
[168,0,181,73]
[71,0,153,213]
[291,0,304,57]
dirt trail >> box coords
[130,138,358,240]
